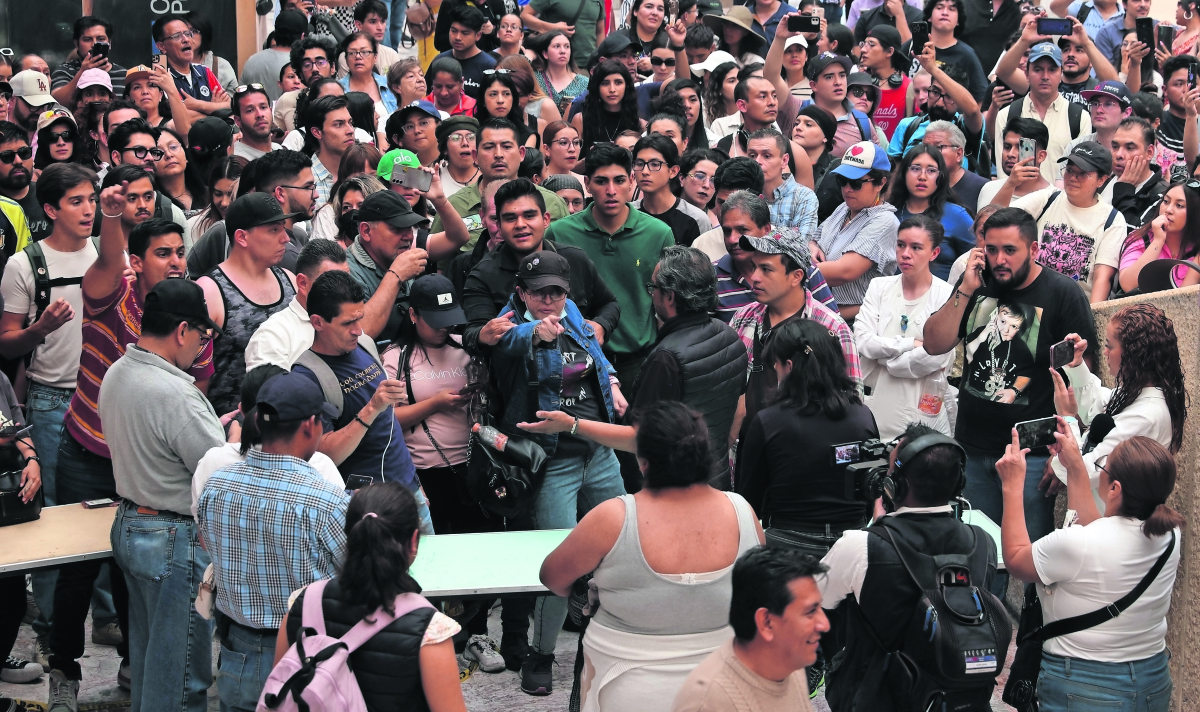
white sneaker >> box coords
[0,656,43,683]
[47,669,79,712]
[463,634,506,673]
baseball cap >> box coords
[125,65,154,83]
[1057,140,1112,174]
[519,251,571,292]
[143,277,222,336]
[357,190,431,229]
[867,25,909,70]
[690,50,738,75]
[831,141,891,179]
[256,372,338,423]
[435,115,479,149]
[188,116,235,157]
[592,33,636,63]
[740,227,812,274]
[409,274,467,329]
[377,148,421,182]
[225,193,304,234]
[77,68,113,92]
[11,70,54,106]
[806,51,854,82]
[36,108,76,133]
[785,36,808,50]
[1028,42,1063,67]
[397,99,441,127]
[274,9,311,35]
[1081,79,1132,107]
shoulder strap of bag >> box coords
[568,0,590,29]
[403,344,458,469]
[1104,206,1119,230]
[23,241,51,328]
[1036,530,1176,642]
[301,578,331,637]
[1068,101,1084,139]
[296,351,345,417]
[339,593,435,653]
[1036,191,1062,224]
[1076,2,1092,25]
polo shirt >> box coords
[996,95,1092,183]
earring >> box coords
[1188,10,1194,20]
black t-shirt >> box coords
[1059,76,1100,108]
[15,185,50,242]
[901,40,989,104]
[638,197,701,247]
[553,333,604,457]
[952,170,989,215]
[954,267,1099,452]
[438,49,498,100]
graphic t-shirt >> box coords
[1012,188,1126,289]
[386,337,472,470]
[554,333,603,457]
[874,74,911,140]
[955,267,1099,451]
[1059,76,1100,108]
[437,49,498,100]
[294,346,418,490]
[14,186,50,242]
[1154,111,1187,180]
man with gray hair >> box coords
[923,120,988,212]
[633,246,748,488]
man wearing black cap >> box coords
[860,26,912,140]
[889,45,984,167]
[806,52,882,157]
[196,193,301,416]
[99,277,226,712]
[241,9,309,102]
[198,371,349,712]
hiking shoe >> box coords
[520,651,555,695]
[47,669,79,712]
[118,661,131,691]
[806,666,824,698]
[464,635,505,673]
[500,633,529,672]
[1,656,43,683]
[32,635,50,669]
[91,622,123,647]
[0,695,18,712]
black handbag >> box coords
[1003,530,1177,712]
[0,466,42,526]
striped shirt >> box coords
[64,277,214,458]
[813,202,900,309]
[197,450,349,630]
[714,253,838,323]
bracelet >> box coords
[101,211,123,219]
[354,414,371,429]
[669,43,685,51]
[570,416,580,436]
[25,455,39,464]
[953,288,973,307]
[388,269,404,281]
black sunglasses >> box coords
[0,146,33,164]
[650,56,677,67]
[834,174,876,190]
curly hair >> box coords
[704,62,739,126]
[1107,304,1188,453]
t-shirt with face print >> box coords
[553,332,603,457]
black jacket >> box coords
[1111,166,1169,231]
[461,239,621,354]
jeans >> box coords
[962,444,1053,597]
[1038,650,1172,712]
[531,447,625,655]
[111,501,213,712]
[216,619,277,712]
[49,428,128,679]
[414,486,435,535]
[27,382,74,638]
[387,0,408,48]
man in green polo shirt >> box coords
[431,117,568,265]
[545,142,674,386]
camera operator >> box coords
[819,423,1006,712]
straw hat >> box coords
[703,7,768,54]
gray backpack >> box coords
[293,336,385,418]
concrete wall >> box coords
[1091,286,1200,711]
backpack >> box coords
[23,237,100,359]
[294,337,386,418]
[257,578,434,712]
[863,525,1012,712]
[1009,95,1085,140]
[1075,1,1093,25]
[1035,191,1119,230]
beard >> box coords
[927,104,956,121]
[994,255,1033,289]
[0,168,31,192]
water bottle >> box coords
[918,372,947,416]
[473,423,509,451]
[1171,152,1189,184]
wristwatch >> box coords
[26,455,40,465]
[669,43,686,52]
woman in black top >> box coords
[571,60,643,159]
[735,319,879,558]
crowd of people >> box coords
[0,0,1194,709]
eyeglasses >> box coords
[645,281,661,294]
[162,30,196,43]
[183,321,216,345]
[346,49,377,59]
[482,69,512,75]
[1062,165,1095,181]
[685,171,713,184]
[650,56,676,67]
[633,158,666,172]
[927,86,950,103]
[301,58,330,70]
[402,118,437,134]
[552,138,582,149]
[0,147,32,164]
[448,132,476,144]
[907,165,941,177]
[1087,97,1122,110]
[834,175,876,190]
[280,183,319,194]
[525,286,567,301]
[48,130,76,144]
[1095,454,1110,476]
[123,146,166,160]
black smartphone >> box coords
[788,14,821,33]
[456,382,484,396]
[1037,17,1073,35]
[1191,64,1197,89]
[1136,17,1156,49]
[1159,24,1176,52]
[90,42,110,59]
[1049,338,1073,369]
[910,21,931,57]
[1015,416,1059,450]
[345,474,373,490]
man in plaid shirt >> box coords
[726,191,861,448]
[197,372,349,712]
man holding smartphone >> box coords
[1094,0,1155,70]
[50,16,126,108]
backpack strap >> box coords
[1075,2,1092,25]
[23,238,98,338]
[900,114,927,156]
[301,578,331,637]
[338,592,435,653]
[1104,206,1119,230]
[155,191,172,220]
[1036,191,1062,224]
[1067,101,1084,139]
[295,351,345,417]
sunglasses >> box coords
[834,175,877,190]
[483,69,513,76]
[48,130,76,144]
[848,86,875,98]
[650,56,677,67]
[0,147,32,163]
[233,83,265,95]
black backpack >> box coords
[1009,95,1085,140]
[863,524,1012,712]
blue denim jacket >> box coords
[492,296,616,458]
[337,73,398,115]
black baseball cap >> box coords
[187,116,235,158]
[357,190,431,229]
[225,193,304,234]
[806,51,854,82]
[1057,140,1113,175]
[274,9,310,35]
[519,251,571,291]
[256,372,339,422]
[143,277,222,335]
[409,274,466,329]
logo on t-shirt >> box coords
[962,297,1043,405]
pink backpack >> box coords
[257,579,434,712]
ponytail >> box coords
[1105,437,1188,539]
[1143,502,1187,538]
[339,482,422,615]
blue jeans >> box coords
[962,445,1054,596]
[27,382,73,638]
[111,501,213,712]
[1038,650,1172,712]
[216,619,277,712]
[387,0,408,48]
[414,486,435,535]
[531,447,625,655]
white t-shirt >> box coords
[1,240,98,389]
[191,442,343,518]
[1033,517,1179,661]
[281,127,374,152]
[975,179,1051,213]
[233,141,283,161]
[1012,188,1126,288]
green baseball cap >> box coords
[377,149,421,182]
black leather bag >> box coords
[0,467,42,526]
[465,421,547,519]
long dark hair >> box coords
[339,482,423,614]
[34,117,84,170]
[580,60,640,158]
[1106,304,1188,453]
[887,143,957,221]
[1104,437,1187,538]
[704,62,739,125]
[344,91,377,143]
[194,155,247,237]
[1126,183,1200,263]
[76,101,110,169]
[661,79,708,153]
[475,73,528,141]
[163,127,207,210]
[764,319,860,419]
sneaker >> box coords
[32,635,50,669]
[500,633,529,672]
[0,695,18,712]
[0,656,43,683]
[806,666,824,699]
[463,635,505,673]
[47,669,79,712]
[91,622,123,647]
[117,661,131,691]
[520,651,555,696]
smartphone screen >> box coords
[1019,138,1035,163]
[1037,17,1073,35]
[1049,338,1073,369]
[345,474,373,490]
[1015,417,1059,450]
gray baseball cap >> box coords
[739,227,812,273]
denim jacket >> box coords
[337,73,398,115]
[492,295,616,457]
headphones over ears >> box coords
[883,433,968,509]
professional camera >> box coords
[832,439,897,503]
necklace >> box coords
[601,111,621,142]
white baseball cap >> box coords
[690,50,737,75]
[10,70,54,106]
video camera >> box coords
[832,439,898,503]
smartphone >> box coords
[345,474,374,490]
[90,42,110,59]
[788,14,822,33]
[1049,338,1073,369]
[392,163,433,192]
[1136,17,1156,49]
[1019,137,1035,163]
[82,498,117,509]
[1037,17,1073,35]
[1015,416,1059,450]
[456,382,484,396]
[667,0,678,25]
[152,53,167,70]
[1191,63,1198,89]
[1159,24,1176,52]
[910,21,931,57]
